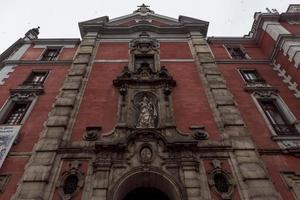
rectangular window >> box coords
[41,47,61,61]
[2,102,30,125]
[240,69,265,83]
[258,99,297,135]
[226,46,248,59]
[24,71,48,86]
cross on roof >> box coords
[137,4,150,9]
[134,3,154,14]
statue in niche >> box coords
[136,96,157,128]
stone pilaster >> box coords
[12,33,98,200]
[188,34,281,200]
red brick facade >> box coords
[0,4,299,200]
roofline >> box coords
[32,38,81,45]
[0,38,24,65]
[79,23,208,38]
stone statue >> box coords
[136,96,157,128]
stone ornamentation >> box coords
[139,146,153,163]
[190,125,208,140]
[83,126,101,141]
[130,32,159,54]
[57,161,84,200]
[208,160,235,200]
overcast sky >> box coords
[0,0,299,54]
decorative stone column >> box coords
[188,32,281,200]
[12,32,98,200]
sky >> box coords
[0,0,299,54]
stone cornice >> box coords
[3,60,73,65]
[215,59,271,64]
[80,23,208,37]
[32,38,81,45]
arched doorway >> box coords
[109,170,186,200]
[123,187,169,200]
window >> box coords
[258,99,297,136]
[226,46,249,59]
[0,175,10,193]
[2,102,30,125]
[135,55,154,70]
[24,71,48,86]
[41,47,61,61]
[240,69,265,83]
[63,175,79,195]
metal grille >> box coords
[240,69,265,83]
[259,100,297,135]
[4,103,29,125]
[41,48,61,61]
[227,47,247,59]
[25,71,48,85]
[63,175,78,195]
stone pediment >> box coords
[78,5,209,37]
[79,16,109,24]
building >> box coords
[0,3,299,200]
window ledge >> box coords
[10,85,44,95]
[244,83,278,93]
[272,135,300,141]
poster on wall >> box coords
[0,125,21,168]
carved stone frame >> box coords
[0,93,37,125]
[252,91,300,138]
[57,162,85,200]
[129,32,161,72]
[208,160,235,200]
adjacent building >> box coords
[0,4,300,200]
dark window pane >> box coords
[41,47,61,61]
[135,55,154,70]
[240,69,264,83]
[227,47,247,59]
[24,71,48,85]
[214,173,230,193]
[63,175,78,195]
[3,103,29,125]
[259,100,296,135]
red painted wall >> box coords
[0,65,69,199]
[258,30,276,58]
[52,160,89,200]
[276,51,300,87]
[71,62,122,140]
[160,42,193,59]
[21,45,77,60]
[0,65,69,152]
[210,43,267,60]
[281,21,300,35]
[0,157,28,200]
[216,63,300,148]
[164,61,220,139]
[72,41,220,140]
[203,159,241,200]
[95,42,128,60]
[262,154,300,200]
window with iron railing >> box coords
[2,102,30,125]
[24,71,48,86]
[41,47,61,61]
[240,69,265,83]
[226,46,249,59]
[258,99,297,136]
